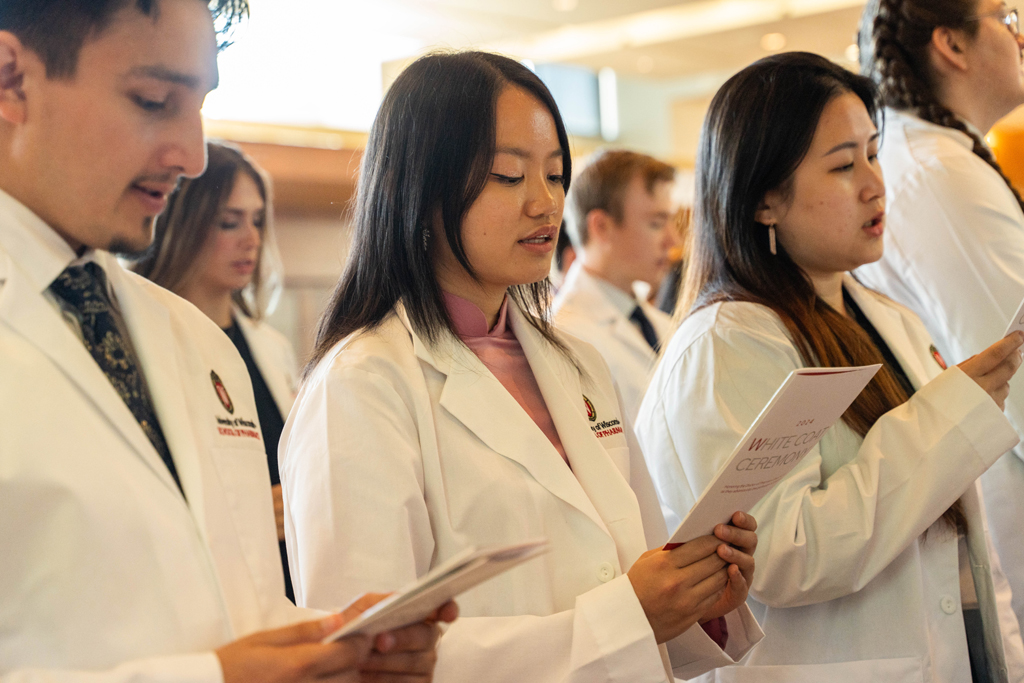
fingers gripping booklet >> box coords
[665,365,881,548]
[323,539,549,642]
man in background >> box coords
[553,149,679,423]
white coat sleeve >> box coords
[882,159,1024,448]
[283,362,676,683]
[0,654,222,683]
[650,318,1018,609]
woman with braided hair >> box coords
[858,0,1024,639]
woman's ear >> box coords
[929,25,971,74]
[754,196,779,226]
[0,32,29,126]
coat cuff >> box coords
[665,604,763,679]
[922,367,1020,471]
[573,573,670,682]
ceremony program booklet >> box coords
[1004,295,1024,337]
[323,539,549,642]
[665,364,881,548]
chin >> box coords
[108,218,157,256]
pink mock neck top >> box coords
[443,292,569,466]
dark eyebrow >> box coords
[495,146,564,160]
[127,65,218,91]
[823,132,880,157]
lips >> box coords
[519,225,557,245]
[862,211,885,237]
[129,181,175,215]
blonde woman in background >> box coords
[132,142,299,601]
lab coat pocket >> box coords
[706,657,925,683]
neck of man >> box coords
[579,250,637,300]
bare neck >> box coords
[177,283,235,329]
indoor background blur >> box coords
[200,0,1024,361]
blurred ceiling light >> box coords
[845,43,860,62]
[553,0,578,11]
[636,55,655,73]
[487,0,864,62]
[760,32,787,51]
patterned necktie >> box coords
[629,305,660,352]
[49,262,185,498]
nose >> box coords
[158,108,207,180]
[526,173,561,220]
[862,158,886,204]
[243,218,262,249]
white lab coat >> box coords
[280,300,763,683]
[234,311,299,419]
[857,108,1024,634]
[636,276,1024,683]
[553,263,672,424]
[0,196,312,682]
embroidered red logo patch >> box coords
[584,395,596,422]
[211,370,234,414]
[930,344,947,370]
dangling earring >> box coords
[423,227,431,251]
[768,223,777,256]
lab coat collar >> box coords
[886,108,977,153]
[0,246,196,514]
[0,187,78,295]
[108,256,210,533]
[843,274,932,389]
[397,300,643,553]
[558,263,657,359]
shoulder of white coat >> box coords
[888,115,1013,207]
[654,301,801,389]
[304,312,419,392]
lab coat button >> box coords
[940,596,957,615]
[597,562,615,583]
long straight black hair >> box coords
[682,51,964,530]
[306,51,574,375]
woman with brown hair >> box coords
[857,0,1024,636]
[132,141,298,602]
[636,52,1024,682]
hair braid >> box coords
[867,0,1024,215]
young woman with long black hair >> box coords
[858,0,1024,634]
[636,52,1024,683]
[279,51,763,683]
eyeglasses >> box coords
[966,7,1020,36]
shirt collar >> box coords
[579,266,638,318]
[0,187,94,293]
[443,291,510,338]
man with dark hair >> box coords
[0,1,451,681]
[553,149,679,423]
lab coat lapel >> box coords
[105,256,208,533]
[845,275,932,389]
[570,267,653,359]
[509,304,647,562]
[401,304,611,535]
[0,252,187,502]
